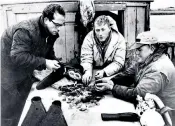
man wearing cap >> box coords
[80,15,126,85]
[95,31,175,125]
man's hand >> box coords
[95,79,114,92]
[95,70,105,80]
[82,70,92,85]
[46,59,60,71]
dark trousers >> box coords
[1,78,33,126]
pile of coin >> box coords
[58,83,104,111]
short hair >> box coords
[42,4,65,21]
[94,15,110,27]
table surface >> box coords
[18,70,141,126]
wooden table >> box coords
[18,81,140,126]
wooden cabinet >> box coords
[0,0,153,63]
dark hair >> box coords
[42,4,65,21]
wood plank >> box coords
[54,26,67,63]
[145,4,150,31]
[151,10,175,15]
[151,8,175,15]
[6,10,17,26]
[11,2,78,13]
[95,2,147,7]
[0,6,8,35]
[3,1,149,14]
[65,13,75,23]
[125,7,137,48]
[15,13,28,22]
[123,7,137,69]
[65,23,75,62]
[95,0,153,2]
[136,7,145,37]
[12,4,45,13]
[27,13,41,19]
[65,13,76,62]
[125,2,147,7]
[0,0,153,5]
[13,10,75,23]
[95,4,126,11]
[124,8,128,42]
[123,6,129,69]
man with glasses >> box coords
[95,31,175,126]
[1,4,65,126]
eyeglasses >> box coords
[51,20,65,28]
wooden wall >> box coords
[0,1,151,63]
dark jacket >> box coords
[1,16,58,126]
[1,16,58,85]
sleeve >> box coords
[112,84,138,103]
[103,34,126,76]
[110,63,138,103]
[136,71,167,98]
[10,29,46,69]
[111,63,136,86]
[80,34,93,72]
